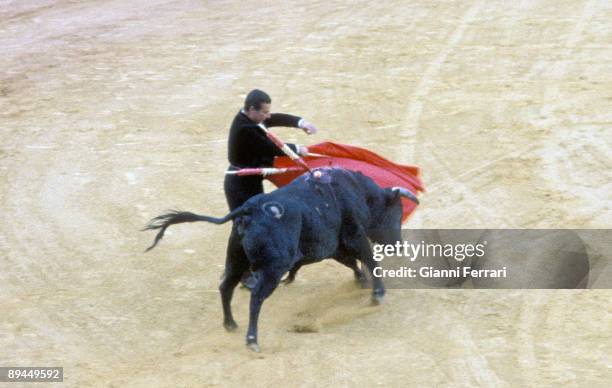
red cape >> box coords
[268,142,425,223]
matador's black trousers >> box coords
[223,166,264,289]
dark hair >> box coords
[244,89,271,111]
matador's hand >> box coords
[299,119,319,135]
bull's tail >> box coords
[142,207,246,252]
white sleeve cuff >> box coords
[298,118,305,128]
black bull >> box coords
[143,168,419,352]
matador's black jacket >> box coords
[224,110,302,211]
[227,110,301,168]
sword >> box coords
[225,166,304,177]
[258,123,313,173]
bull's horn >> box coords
[392,187,420,204]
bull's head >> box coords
[367,187,419,245]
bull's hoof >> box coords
[247,342,261,353]
[371,289,385,305]
[282,276,295,285]
[224,321,238,332]
[354,271,367,287]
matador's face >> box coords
[247,103,271,124]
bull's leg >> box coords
[356,237,385,305]
[246,270,281,352]
[337,256,366,285]
[219,265,247,331]
[282,256,318,285]
[282,262,302,284]
[219,229,249,331]
[349,261,366,285]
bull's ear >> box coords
[384,188,401,205]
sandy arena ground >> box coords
[1,0,611,386]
